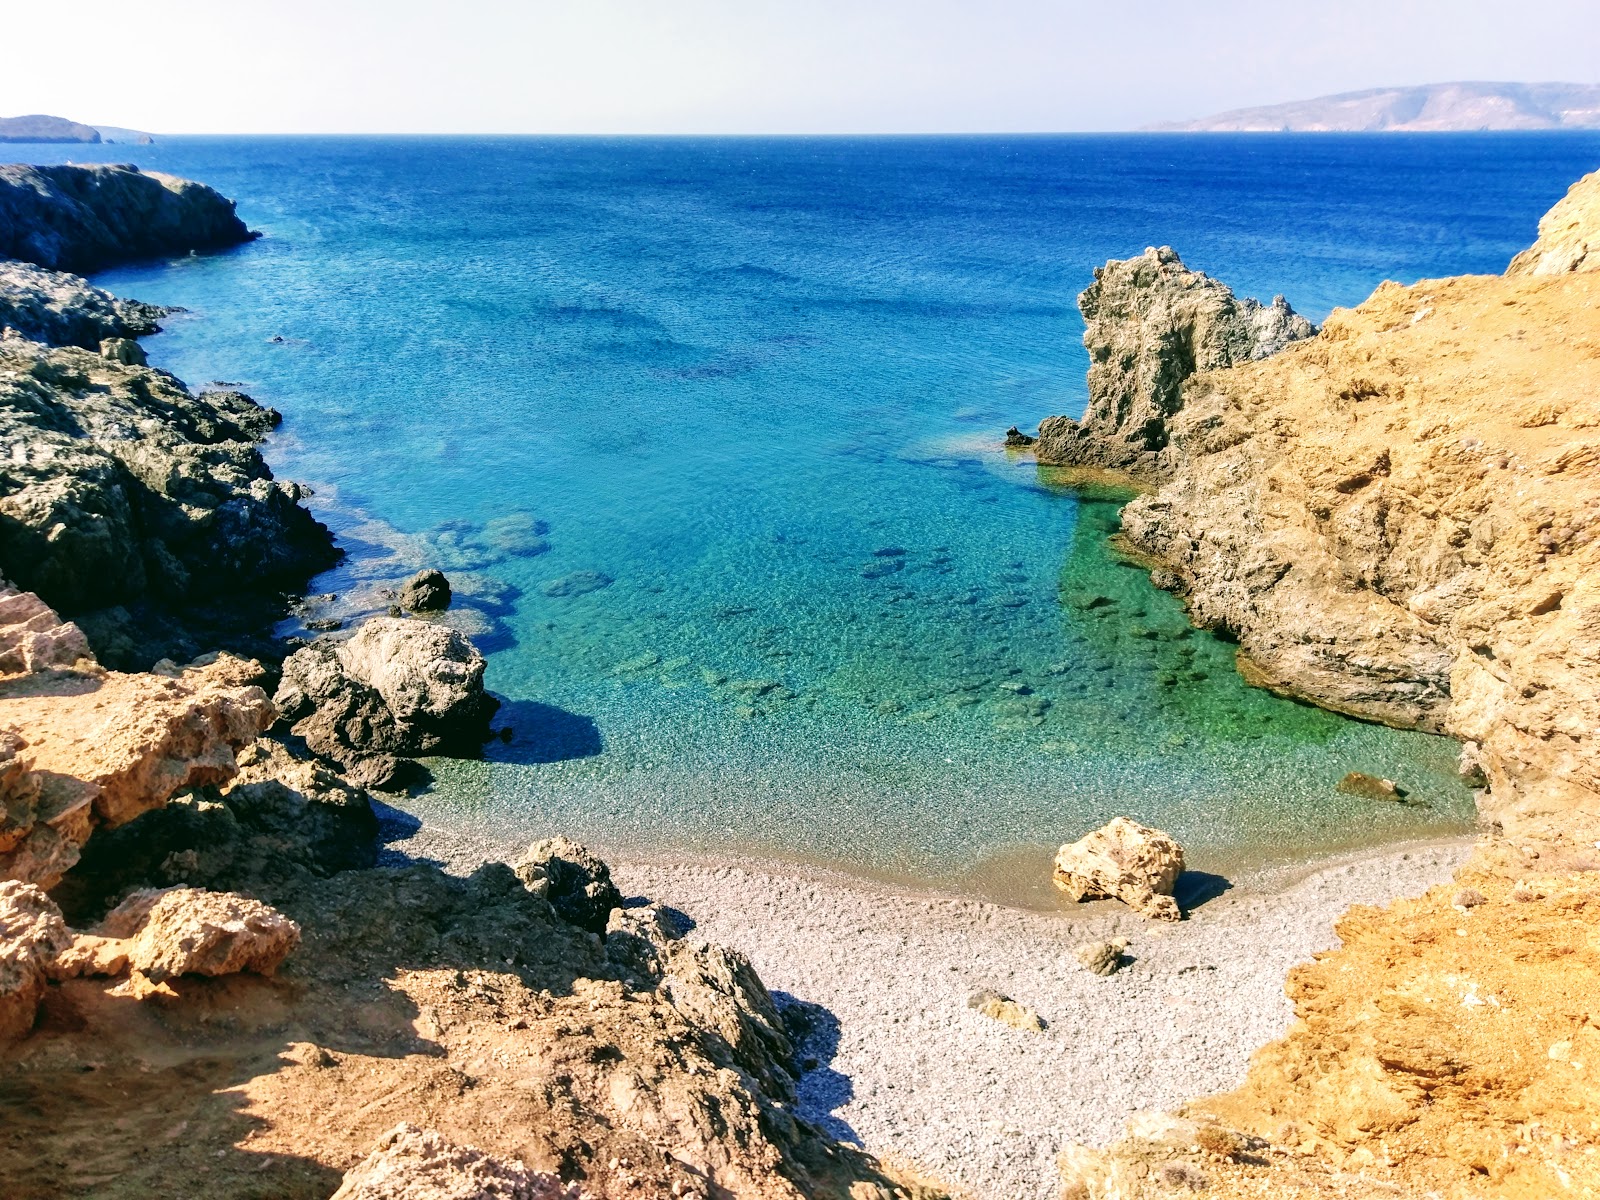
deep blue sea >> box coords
[36,133,1600,902]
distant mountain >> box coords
[0,114,154,144]
[1148,82,1600,132]
[1,114,100,143]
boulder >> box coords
[1075,938,1130,977]
[275,618,498,772]
[56,886,300,982]
[98,336,145,365]
[399,569,452,613]
[0,880,71,1041]
[331,1124,572,1200]
[512,836,622,934]
[1053,817,1186,921]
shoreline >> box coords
[388,812,1473,1200]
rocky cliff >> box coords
[0,115,101,144]
[0,163,255,273]
[0,259,170,348]
[1034,247,1314,475]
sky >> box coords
[6,0,1599,134]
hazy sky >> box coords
[7,0,1599,134]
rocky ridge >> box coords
[1039,170,1600,1196]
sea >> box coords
[36,132,1600,904]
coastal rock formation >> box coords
[331,1125,573,1200]
[1506,168,1599,276]
[0,114,103,144]
[0,163,255,273]
[399,568,452,613]
[1033,247,1313,475]
[0,333,338,666]
[0,879,71,1040]
[0,579,91,673]
[275,618,499,784]
[0,259,169,349]
[512,836,622,934]
[1053,817,1185,920]
[54,886,300,983]
[0,594,275,887]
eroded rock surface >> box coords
[1507,167,1599,276]
[0,259,168,349]
[0,163,255,273]
[1034,247,1313,475]
[275,619,499,782]
[331,1125,573,1200]
[513,836,622,934]
[0,879,71,1040]
[1053,817,1185,920]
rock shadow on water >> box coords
[773,991,861,1146]
[486,698,605,765]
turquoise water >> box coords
[45,133,1600,897]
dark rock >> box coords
[541,570,612,598]
[512,837,623,934]
[0,163,256,274]
[0,260,170,350]
[1004,426,1036,447]
[399,568,451,613]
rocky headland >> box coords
[1026,168,1600,1197]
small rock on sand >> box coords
[967,988,1045,1032]
[1053,816,1186,921]
[1075,938,1129,977]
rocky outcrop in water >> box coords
[0,333,339,666]
[0,259,170,349]
[1033,247,1313,475]
[275,618,499,787]
[0,163,255,273]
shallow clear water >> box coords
[45,133,1600,899]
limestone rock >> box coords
[399,568,452,613]
[0,163,256,273]
[1053,817,1185,921]
[275,619,499,772]
[0,880,71,1041]
[1506,168,1599,276]
[0,611,274,887]
[512,836,622,934]
[0,580,91,674]
[0,259,168,349]
[330,1124,572,1200]
[1075,938,1129,976]
[967,988,1046,1032]
[98,336,146,365]
[1034,246,1313,475]
[64,886,299,982]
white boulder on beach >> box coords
[1053,817,1187,921]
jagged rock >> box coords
[0,879,71,1041]
[330,1124,572,1200]
[0,579,91,674]
[1506,167,1599,276]
[1004,425,1035,447]
[1034,246,1313,475]
[1075,938,1130,976]
[0,336,337,665]
[0,163,256,273]
[0,604,274,888]
[1053,817,1186,921]
[1336,771,1407,802]
[98,335,145,365]
[275,619,499,771]
[0,259,168,349]
[53,886,299,982]
[967,988,1046,1032]
[512,836,622,934]
[399,568,452,613]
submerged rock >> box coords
[541,570,612,598]
[1337,771,1408,802]
[1053,817,1186,921]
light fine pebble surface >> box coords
[392,822,1470,1200]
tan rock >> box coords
[87,887,300,982]
[330,1123,572,1200]
[1074,938,1129,976]
[0,879,71,1041]
[0,595,274,887]
[1506,168,1599,276]
[0,581,91,675]
[967,988,1046,1032]
[1053,817,1185,920]
[1335,771,1405,802]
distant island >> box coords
[0,113,155,144]
[1149,81,1600,132]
